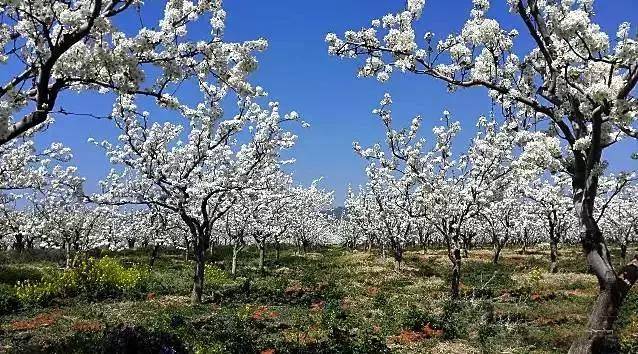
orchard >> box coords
[0,1,636,353]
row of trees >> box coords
[326,0,638,352]
[340,97,636,285]
[0,0,335,305]
[0,136,335,304]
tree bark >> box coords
[393,248,403,272]
[231,245,239,276]
[65,241,72,269]
[620,244,627,262]
[149,244,161,268]
[191,243,205,305]
[13,234,24,253]
[450,247,462,299]
[569,185,638,352]
[492,244,502,265]
[568,256,638,353]
[275,242,281,262]
[258,240,266,274]
[549,240,559,273]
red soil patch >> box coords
[71,320,104,333]
[310,299,325,312]
[251,306,279,321]
[10,310,63,331]
[388,323,444,344]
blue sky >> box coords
[30,0,638,204]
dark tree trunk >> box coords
[393,247,403,272]
[568,255,638,353]
[13,234,24,253]
[127,238,136,249]
[620,244,627,262]
[450,247,462,299]
[492,244,502,265]
[275,242,281,262]
[301,239,309,254]
[569,187,638,353]
[149,244,161,268]
[191,243,205,305]
[549,240,559,273]
[418,229,427,255]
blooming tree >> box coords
[524,174,575,272]
[0,0,264,144]
[287,179,334,255]
[598,176,638,262]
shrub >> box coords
[527,268,544,288]
[0,284,20,315]
[204,264,232,290]
[15,269,78,305]
[0,265,44,285]
[78,256,147,298]
[15,256,148,305]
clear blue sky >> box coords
[31,0,638,204]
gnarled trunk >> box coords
[191,242,205,305]
[569,185,638,353]
[568,254,638,353]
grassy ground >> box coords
[0,246,636,353]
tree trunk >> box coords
[13,234,24,253]
[275,242,281,262]
[450,247,462,299]
[149,244,161,268]
[568,256,638,353]
[549,240,559,273]
[183,236,190,261]
[231,245,239,276]
[191,243,205,305]
[64,240,72,268]
[382,243,386,260]
[418,230,427,255]
[569,186,638,353]
[492,244,502,265]
[620,244,627,262]
[393,248,403,272]
[258,240,266,274]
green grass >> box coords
[0,245,636,353]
